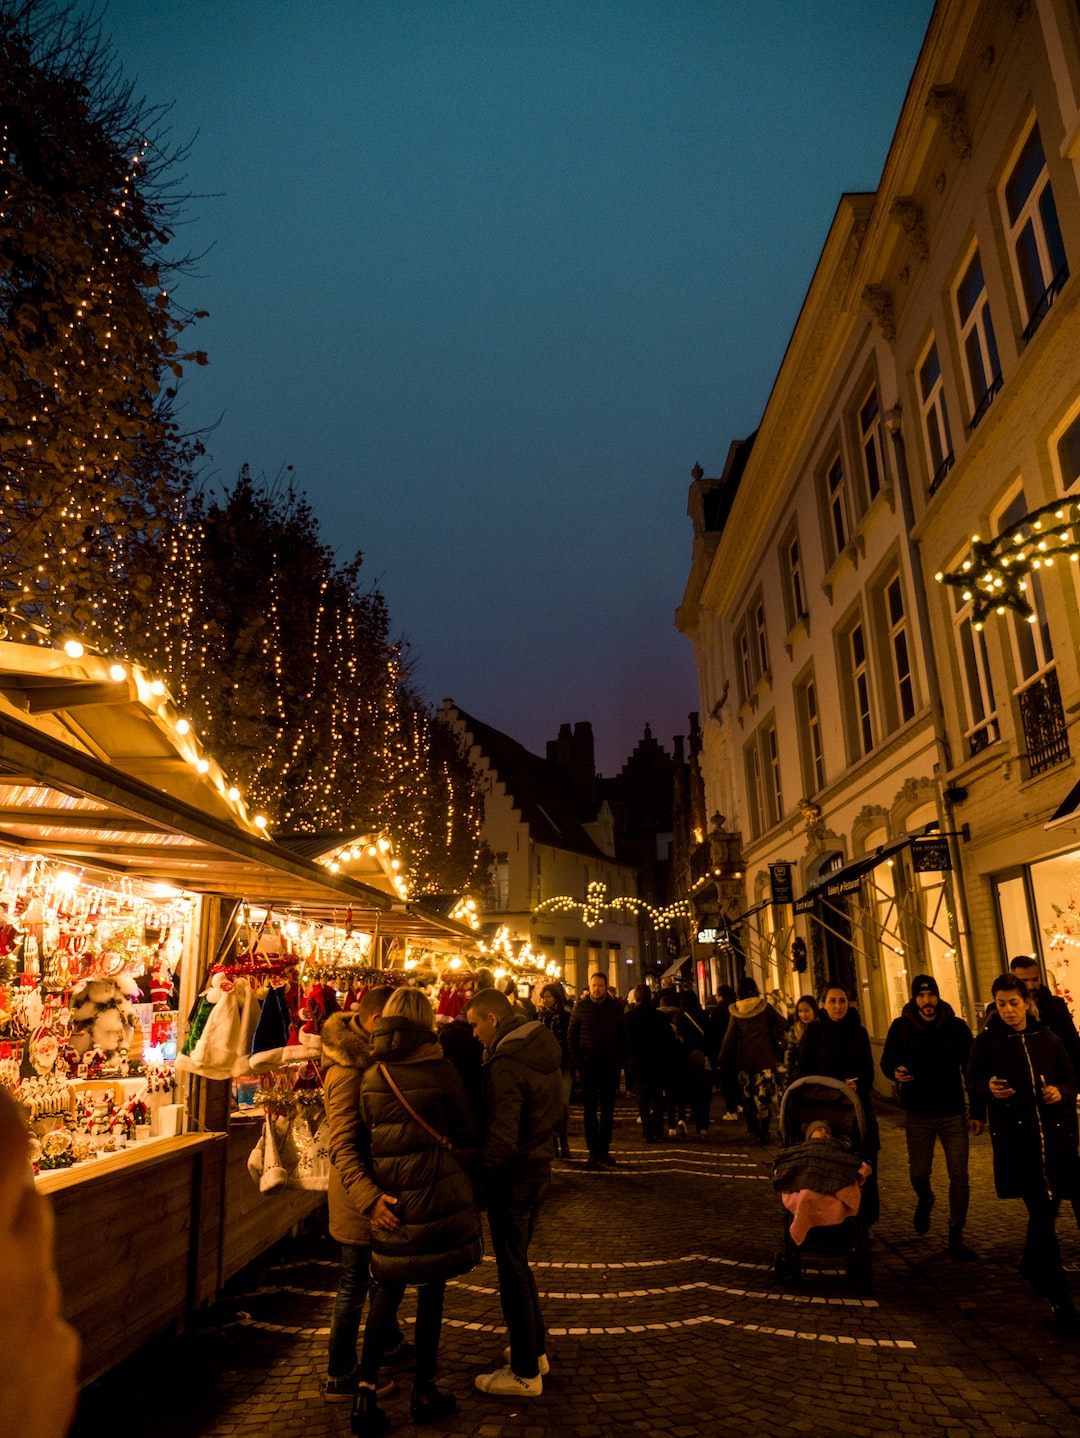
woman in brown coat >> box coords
[322,987,411,1403]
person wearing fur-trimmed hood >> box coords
[719,977,787,1145]
[320,988,410,1406]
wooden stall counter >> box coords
[221,1112,326,1283]
[38,1133,226,1386]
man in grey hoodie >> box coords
[467,987,563,1400]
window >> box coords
[780,527,807,630]
[754,600,769,676]
[766,723,783,824]
[737,623,754,703]
[745,719,783,837]
[826,454,848,557]
[1003,121,1069,339]
[954,248,1002,429]
[1057,411,1080,491]
[796,674,826,795]
[858,388,887,504]
[734,592,770,704]
[919,339,954,493]
[949,568,998,755]
[850,621,874,756]
[887,575,915,722]
[745,738,765,839]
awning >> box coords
[1045,776,1080,830]
[793,839,910,914]
[0,707,475,950]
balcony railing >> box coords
[968,374,1003,433]
[1018,666,1070,776]
[1022,263,1069,344]
[928,452,955,497]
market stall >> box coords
[0,641,479,1380]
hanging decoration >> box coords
[935,498,1080,628]
[535,880,693,931]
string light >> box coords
[937,497,1080,624]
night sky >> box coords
[82,0,934,774]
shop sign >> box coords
[769,863,794,905]
[910,835,952,873]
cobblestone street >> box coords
[72,1100,1080,1438]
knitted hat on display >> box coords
[249,984,293,1070]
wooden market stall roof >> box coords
[0,643,474,950]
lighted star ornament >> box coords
[936,498,1080,628]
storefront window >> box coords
[1029,849,1080,1020]
[995,872,1035,961]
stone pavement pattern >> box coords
[70,1101,1080,1437]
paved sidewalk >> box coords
[71,1100,1080,1437]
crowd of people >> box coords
[7,952,1080,1438]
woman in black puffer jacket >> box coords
[353,988,480,1435]
[967,971,1080,1333]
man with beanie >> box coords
[467,987,563,1398]
[880,974,983,1260]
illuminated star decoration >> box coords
[936,498,1080,629]
[535,880,692,931]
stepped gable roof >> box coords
[454,706,606,861]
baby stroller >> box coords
[771,1074,873,1293]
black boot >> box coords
[409,1380,457,1425]
[947,1225,977,1261]
[351,1384,390,1437]
[1052,1298,1080,1337]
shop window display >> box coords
[0,850,186,1172]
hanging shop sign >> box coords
[910,835,952,873]
[769,863,794,906]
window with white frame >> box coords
[795,673,826,796]
[734,592,769,704]
[1002,120,1069,339]
[850,620,874,755]
[837,614,875,761]
[918,338,954,493]
[999,493,1055,682]
[858,386,887,505]
[745,719,783,837]
[825,453,848,558]
[745,736,765,839]
[1056,410,1080,491]
[954,247,1002,429]
[948,565,998,755]
[765,722,783,825]
[885,572,916,723]
[754,599,769,676]
[780,526,807,629]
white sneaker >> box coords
[476,1364,542,1396]
[503,1347,549,1375]
[721,1112,739,1122]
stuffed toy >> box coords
[69,973,139,1061]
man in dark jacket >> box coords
[567,971,627,1167]
[1009,955,1080,1071]
[880,974,982,1260]
[467,988,562,1399]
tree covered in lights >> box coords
[131,469,486,895]
[0,0,206,638]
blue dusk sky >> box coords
[81,0,935,773]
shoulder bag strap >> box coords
[377,1062,453,1152]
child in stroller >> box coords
[772,1075,873,1291]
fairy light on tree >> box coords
[935,497,1080,629]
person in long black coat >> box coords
[354,987,480,1433]
[967,971,1080,1333]
[798,985,880,1223]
